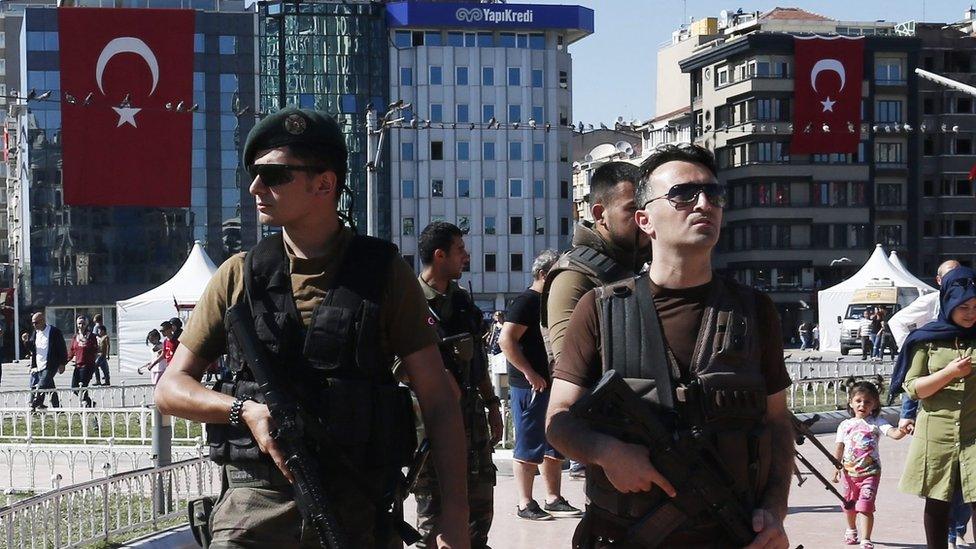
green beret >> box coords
[242,107,348,167]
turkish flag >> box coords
[792,36,864,154]
[59,8,194,207]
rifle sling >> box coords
[625,500,689,547]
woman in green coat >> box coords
[894,266,976,548]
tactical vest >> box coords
[209,232,416,478]
[585,273,772,544]
[541,245,633,359]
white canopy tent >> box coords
[116,242,218,373]
[817,244,936,352]
[888,251,934,289]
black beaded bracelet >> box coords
[229,397,251,427]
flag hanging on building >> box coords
[59,8,194,207]
[791,35,864,154]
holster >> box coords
[188,496,216,548]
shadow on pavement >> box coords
[787,504,838,514]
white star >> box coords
[820,96,836,112]
[112,106,142,128]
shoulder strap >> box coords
[565,245,631,283]
[597,275,675,410]
[332,235,399,305]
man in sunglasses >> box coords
[547,144,793,548]
[156,108,469,548]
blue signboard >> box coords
[386,1,594,33]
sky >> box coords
[528,0,971,126]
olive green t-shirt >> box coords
[181,227,439,366]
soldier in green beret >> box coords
[156,108,471,548]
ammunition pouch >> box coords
[207,380,266,464]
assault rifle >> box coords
[572,370,755,547]
[791,413,854,509]
[226,305,348,549]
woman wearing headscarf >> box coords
[892,266,976,548]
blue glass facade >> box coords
[21,7,257,311]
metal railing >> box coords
[0,407,204,446]
[0,456,220,549]
[0,443,206,492]
[0,383,156,409]
[785,359,894,411]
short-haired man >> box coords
[29,312,68,410]
[541,160,650,479]
[155,108,469,548]
[547,144,793,548]
[409,221,502,548]
[500,249,582,521]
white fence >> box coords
[0,457,220,549]
[0,407,204,446]
[0,383,156,410]
[785,359,894,410]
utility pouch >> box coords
[188,496,215,548]
[207,380,265,464]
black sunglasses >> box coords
[247,163,326,188]
[643,183,727,209]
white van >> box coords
[837,279,918,355]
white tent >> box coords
[888,251,933,289]
[817,244,936,352]
[116,242,218,373]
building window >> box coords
[458,216,470,235]
[757,142,772,162]
[483,142,496,160]
[482,104,495,123]
[957,179,973,196]
[559,70,568,89]
[533,179,544,198]
[457,142,470,160]
[811,224,829,246]
[393,30,411,48]
[424,31,443,46]
[401,142,414,161]
[876,100,902,123]
[447,31,464,47]
[508,67,521,86]
[482,67,494,86]
[954,137,973,155]
[484,179,496,197]
[958,97,973,114]
[431,141,444,160]
[877,183,901,206]
[533,143,544,161]
[875,142,903,163]
[560,180,569,199]
[455,66,468,86]
[532,105,544,123]
[923,97,935,115]
[429,66,442,85]
[457,104,470,123]
[534,216,545,235]
[756,98,772,120]
[218,35,237,55]
[876,58,904,84]
[400,67,413,86]
[431,180,444,197]
[403,254,415,269]
[923,180,935,196]
[485,253,496,272]
[402,217,415,236]
[457,179,470,197]
[509,178,523,198]
[485,216,496,234]
[430,104,443,123]
[560,217,570,235]
[850,224,869,247]
[499,32,516,47]
[877,225,903,247]
[509,142,522,161]
[511,253,524,272]
[510,216,523,234]
[477,32,493,47]
[401,179,415,199]
[531,69,543,88]
[508,104,521,122]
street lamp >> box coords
[365,100,411,237]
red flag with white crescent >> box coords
[59,8,194,207]
[792,36,864,154]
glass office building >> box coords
[16,3,257,337]
[257,0,389,235]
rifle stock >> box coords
[790,413,855,509]
[226,304,348,549]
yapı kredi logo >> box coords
[455,7,534,24]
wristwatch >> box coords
[229,397,252,427]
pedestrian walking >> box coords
[68,315,98,407]
[94,325,111,386]
[28,312,68,410]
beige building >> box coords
[660,7,918,334]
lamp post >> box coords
[365,100,410,237]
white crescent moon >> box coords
[811,59,846,93]
[95,37,159,96]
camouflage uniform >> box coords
[413,279,496,548]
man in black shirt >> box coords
[499,249,582,521]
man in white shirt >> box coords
[888,259,960,348]
[28,312,68,410]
